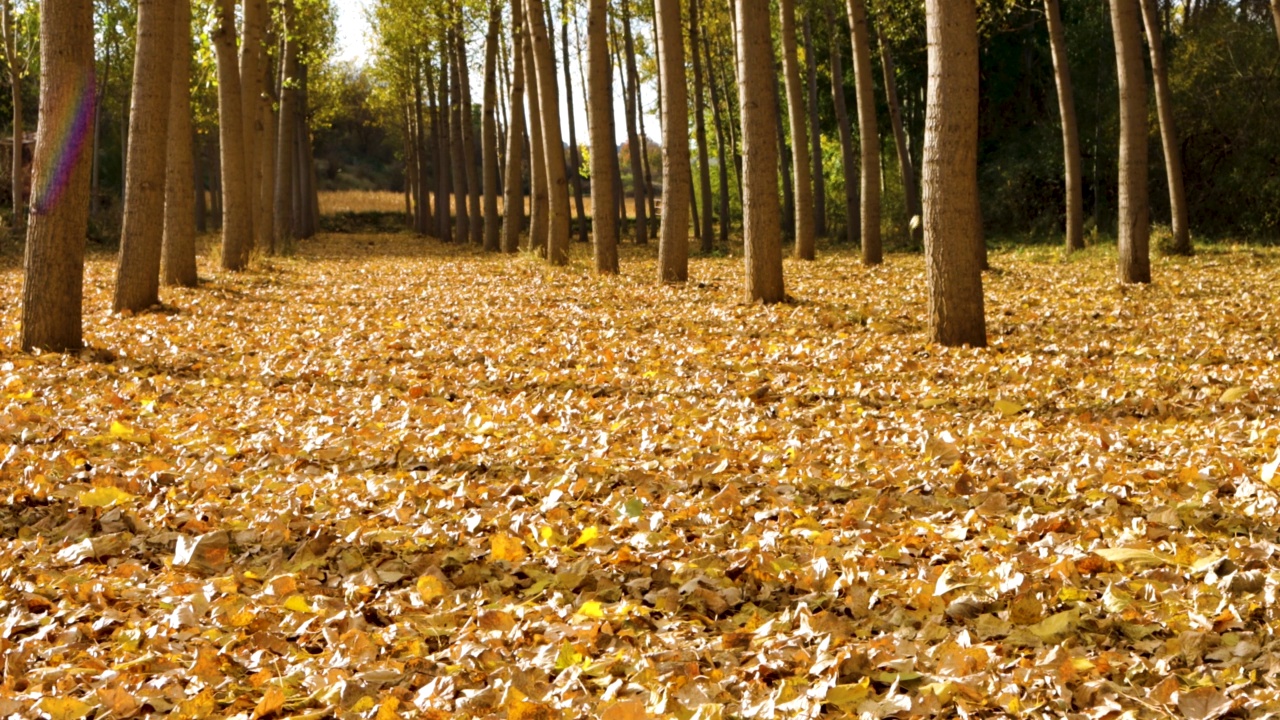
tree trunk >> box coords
[688,0,713,253]
[413,68,431,235]
[483,4,502,252]
[846,0,881,264]
[587,0,618,273]
[1044,0,1084,252]
[455,23,483,246]
[448,50,471,244]
[804,14,826,239]
[163,0,198,287]
[880,38,921,245]
[522,23,548,253]
[502,0,527,253]
[193,132,207,233]
[20,0,94,351]
[1138,0,1190,255]
[1,0,22,229]
[430,61,453,241]
[736,0,785,303]
[256,30,276,252]
[274,0,298,254]
[655,0,689,282]
[779,0,815,260]
[922,0,985,347]
[562,16,588,244]
[212,0,251,270]
[1270,0,1280,50]
[240,0,266,254]
[705,31,730,249]
[526,0,571,265]
[828,4,860,246]
[620,0,648,245]
[775,72,794,237]
[1111,0,1150,283]
[114,0,175,313]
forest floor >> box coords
[1,233,1280,719]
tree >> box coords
[1043,0,1084,252]
[803,14,826,239]
[704,29,730,249]
[690,0,713,252]
[922,0,985,347]
[482,3,501,252]
[562,12,588,245]
[20,0,94,351]
[827,3,859,247]
[241,0,268,253]
[736,0,785,302]
[655,0,689,282]
[501,0,526,253]
[522,23,549,253]
[846,0,880,265]
[619,0,647,245]
[779,0,815,260]
[1270,0,1280,49]
[587,0,617,273]
[526,0,571,264]
[114,0,176,313]
[880,38,920,245]
[213,0,253,270]
[1138,0,1190,255]
[163,0,199,287]
[1,0,25,229]
[275,0,300,254]
[1111,0,1150,283]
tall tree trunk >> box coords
[923,0,985,347]
[611,27,629,229]
[212,0,251,270]
[257,32,276,252]
[90,41,109,218]
[483,4,502,251]
[1,0,23,229]
[847,0,880,265]
[274,0,298,254]
[774,73,794,239]
[522,23,549,253]
[737,0,785,303]
[413,68,432,235]
[240,0,266,254]
[828,3,860,246]
[655,0,689,282]
[803,14,826,239]
[705,31,730,249]
[163,0,198,287]
[194,132,207,233]
[456,23,483,245]
[1270,0,1280,50]
[689,0,713,252]
[502,0,527,253]
[527,0,571,264]
[114,0,175,313]
[880,38,920,245]
[588,0,618,273]
[1138,0,1190,255]
[431,62,453,241]
[620,0,647,244]
[1044,0,1084,252]
[779,0,815,259]
[448,49,470,244]
[1111,0,1150,283]
[20,0,94,351]
[562,15,588,244]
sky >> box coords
[331,0,659,145]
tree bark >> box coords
[774,72,794,238]
[562,15,588,244]
[846,0,881,265]
[1,0,23,228]
[240,0,266,254]
[430,61,453,241]
[620,0,648,245]
[522,23,549,253]
[880,38,920,245]
[587,0,618,273]
[1044,0,1084,252]
[736,0,785,303]
[804,14,826,239]
[526,0,571,264]
[448,50,470,244]
[687,0,713,253]
[483,4,502,252]
[502,0,527,253]
[455,23,483,246]
[922,0,985,347]
[779,0,815,259]
[274,0,298,254]
[20,0,94,351]
[1270,0,1280,50]
[655,0,689,282]
[212,0,251,270]
[1138,0,1190,255]
[827,3,860,246]
[114,0,175,313]
[705,31,730,249]
[163,0,198,287]
[1111,0,1150,283]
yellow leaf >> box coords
[1219,386,1249,403]
[253,685,287,719]
[573,526,599,547]
[993,399,1025,417]
[416,574,445,603]
[919,398,948,408]
[600,699,649,720]
[283,595,316,613]
[1095,547,1175,566]
[174,688,216,720]
[78,486,137,508]
[1028,608,1079,642]
[375,697,402,720]
[109,420,151,444]
[35,697,93,720]
[576,600,605,619]
[491,533,527,563]
[825,678,872,710]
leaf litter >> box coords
[1,237,1280,718]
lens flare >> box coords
[30,69,95,215]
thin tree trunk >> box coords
[483,3,502,252]
[923,0,985,347]
[1139,0,1190,255]
[655,0,689,282]
[522,23,548,253]
[737,0,785,302]
[779,0,815,259]
[257,31,276,252]
[847,0,881,264]
[430,61,453,241]
[804,13,826,239]
[448,49,470,244]
[1111,0,1150,283]
[1044,0,1084,252]
[193,132,207,233]
[1270,0,1280,49]
[413,68,431,234]
[502,0,527,253]
[620,0,647,244]
[705,31,730,248]
[240,0,265,254]
[689,0,713,252]
[274,0,298,254]
[588,0,618,273]
[114,0,175,313]
[212,0,251,269]
[1,0,23,228]
[21,0,94,351]
[880,38,920,245]
[456,22,483,245]
[775,72,794,238]
[526,0,572,264]
[828,3,860,246]
[562,15,588,244]
[163,0,198,287]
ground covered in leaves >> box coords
[2,236,1280,719]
